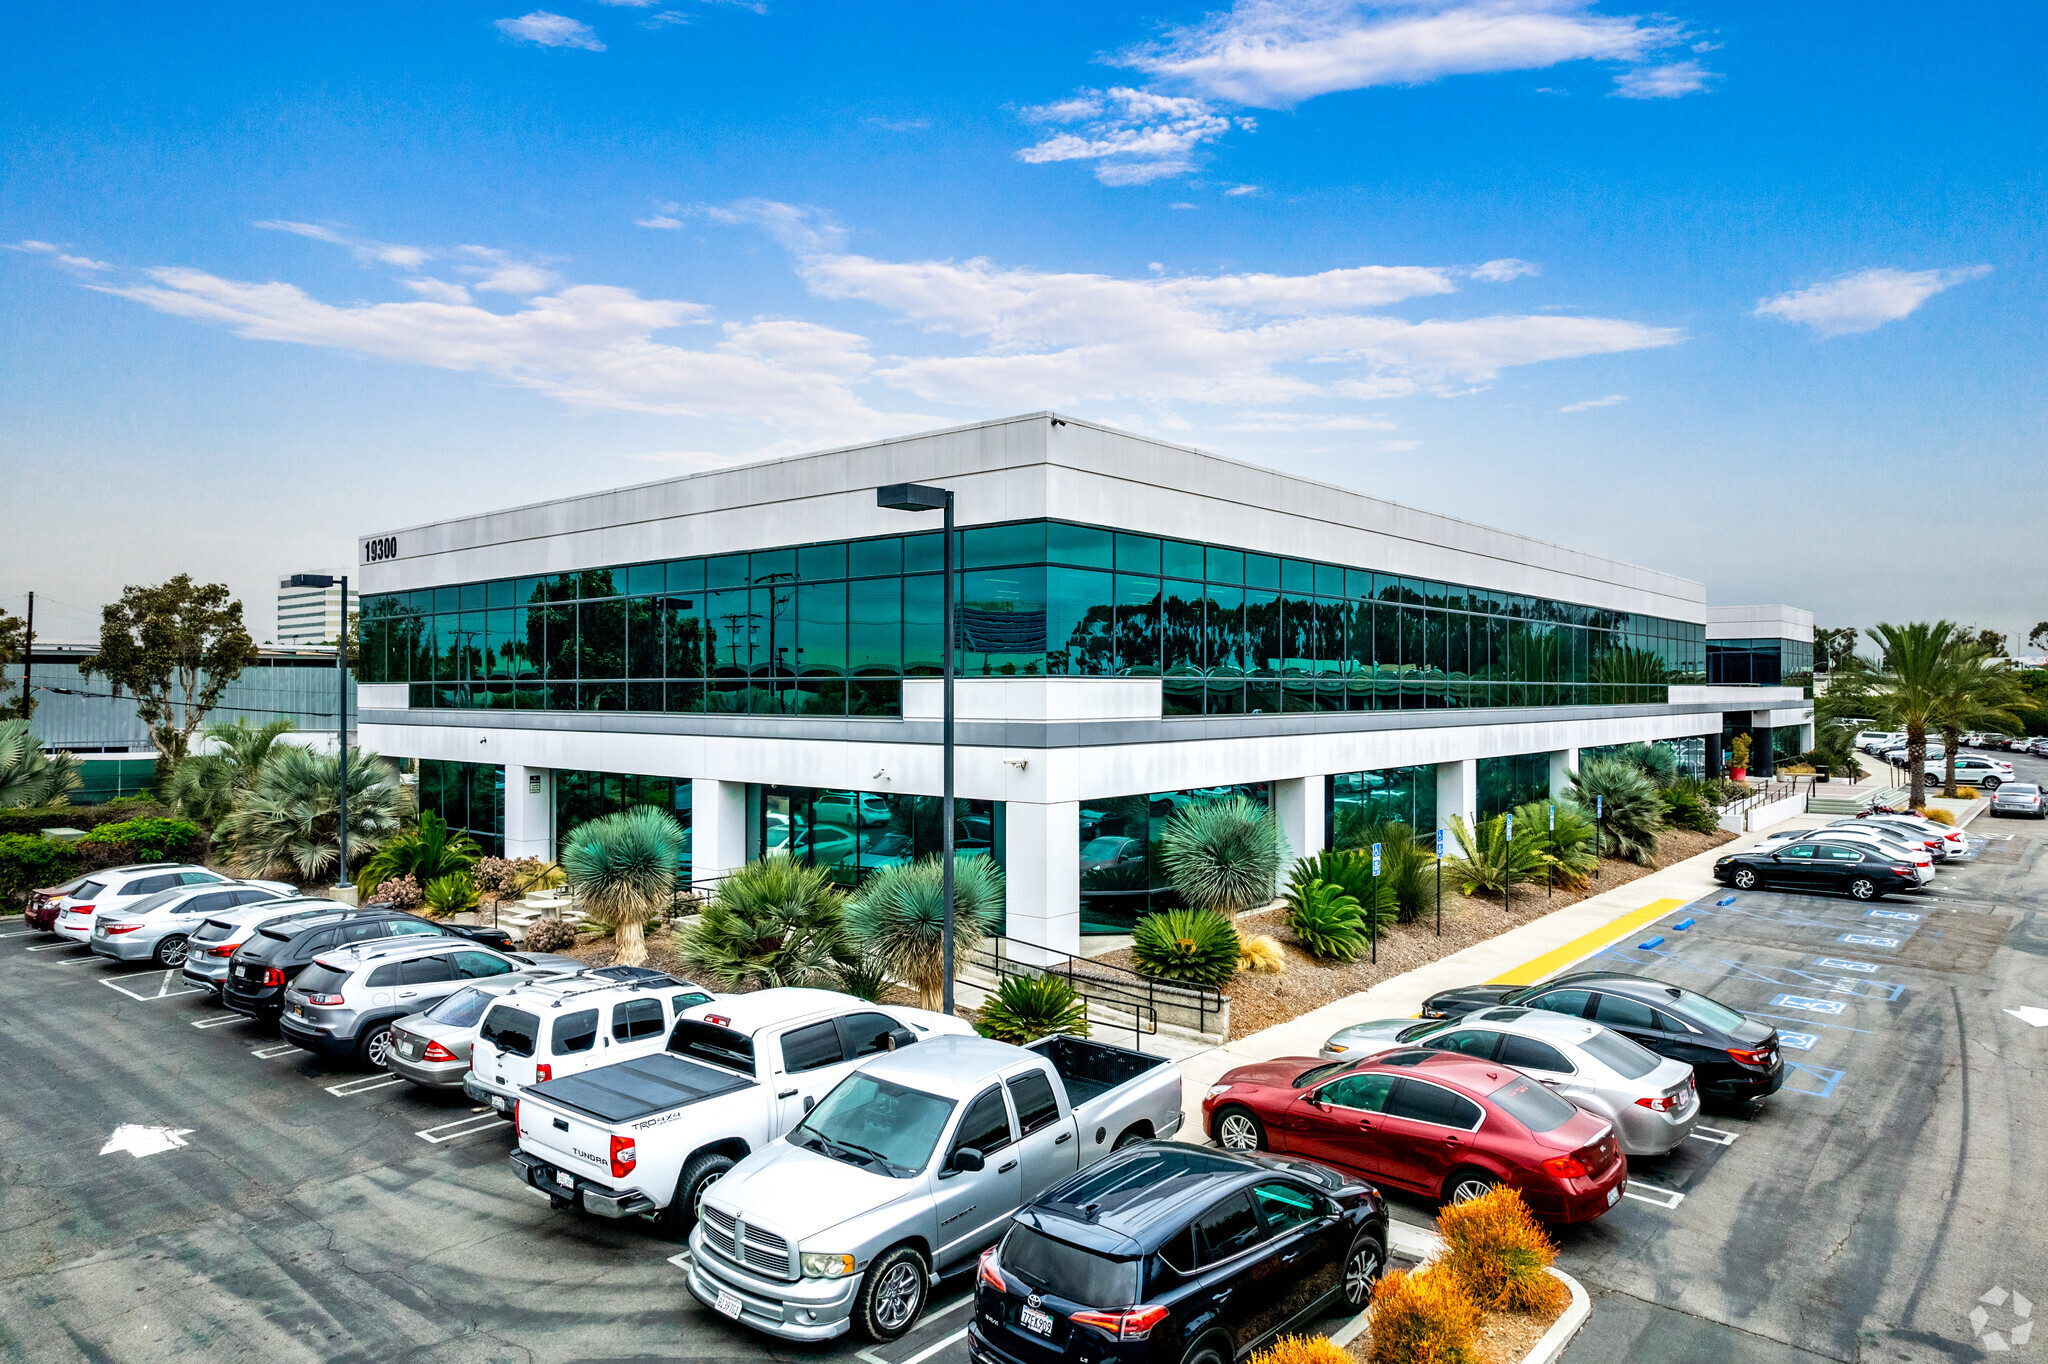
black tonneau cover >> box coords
[527,1053,755,1124]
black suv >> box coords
[970,1144,1387,1364]
[223,907,512,1025]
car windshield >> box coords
[1292,1060,1351,1088]
[1669,990,1748,1032]
[792,1072,954,1178]
[1488,1076,1578,1133]
[1397,1019,1457,1043]
[1580,1029,1661,1079]
[424,986,495,1027]
[1000,1224,1140,1308]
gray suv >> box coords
[279,937,565,1068]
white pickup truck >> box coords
[508,987,973,1237]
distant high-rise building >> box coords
[276,575,344,647]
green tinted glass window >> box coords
[1047,522,1111,569]
[966,522,1045,568]
[849,537,901,578]
[902,532,942,574]
[707,554,748,590]
[665,559,704,594]
[750,548,795,587]
[1162,539,1205,580]
[798,542,847,582]
[625,563,664,596]
[1114,533,1161,575]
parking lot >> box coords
[2,764,2043,1364]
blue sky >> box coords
[4,1,2042,648]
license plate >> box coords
[1607,1185,1620,1206]
[714,1290,743,1320]
[1020,1306,1054,1337]
[291,1006,306,1019]
[554,1170,574,1191]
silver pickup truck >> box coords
[687,1032,1183,1345]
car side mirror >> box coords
[1304,1090,1325,1107]
[886,1027,917,1051]
[950,1147,985,1174]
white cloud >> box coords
[1171,202,1198,210]
[255,220,433,269]
[865,116,931,132]
[1559,392,1625,411]
[1471,257,1539,282]
[495,12,605,50]
[457,246,559,295]
[1222,411,1398,430]
[403,278,473,304]
[5,240,110,270]
[636,214,685,229]
[1754,266,1992,337]
[1224,183,1260,196]
[1125,0,1684,108]
[1613,59,1713,98]
[1016,87,1236,185]
[702,198,846,253]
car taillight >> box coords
[306,993,343,1006]
[1635,1094,1678,1112]
[1729,1046,1771,1066]
[209,943,236,956]
[978,1245,1005,1293]
[422,1040,458,1063]
[1540,1154,1589,1179]
[105,924,142,934]
[1891,864,1913,877]
[610,1134,637,1179]
[513,1099,521,1132]
[536,1064,553,1082]
[1070,1304,1169,1340]
[263,967,286,987]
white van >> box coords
[465,966,714,1113]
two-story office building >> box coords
[1706,605,1817,777]
[354,413,1802,958]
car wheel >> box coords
[1214,1106,1265,1152]
[659,1150,735,1240]
[153,935,189,968]
[1847,878,1879,901]
[1981,777,2000,790]
[357,1022,395,1070]
[1923,772,1940,787]
[1341,1230,1386,1307]
[1113,1125,1150,1151]
[1732,868,1758,890]
[1444,1169,1498,1205]
[1180,1337,1230,1364]
[853,1244,928,1343]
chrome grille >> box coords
[702,1206,794,1281]
[702,1205,739,1259]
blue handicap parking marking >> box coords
[1866,909,1920,922]
[1839,933,1899,948]
[1770,994,1848,1015]
[1778,1032,1819,1051]
[1814,957,1879,973]
[1785,1062,1846,1098]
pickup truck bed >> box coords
[1028,1034,1166,1108]
[526,1053,755,1124]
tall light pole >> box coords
[876,483,956,1014]
[289,574,351,897]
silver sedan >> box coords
[1991,783,2044,819]
[89,881,297,967]
[1320,1016,1448,1060]
[385,969,581,1087]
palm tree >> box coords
[1928,646,2025,797]
[559,806,686,968]
[1157,796,1289,916]
[845,854,1005,1010]
[216,745,409,882]
[353,811,482,899]
[164,717,297,827]
[1862,621,1959,812]
[0,720,81,808]
[678,852,848,989]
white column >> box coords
[1001,801,1079,966]
[690,778,749,891]
[1273,775,1325,869]
[1549,748,1578,800]
[1435,759,1476,835]
[504,765,553,860]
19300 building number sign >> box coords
[361,536,398,563]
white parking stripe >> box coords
[896,1327,972,1364]
[251,1043,298,1058]
[854,1297,973,1364]
[100,971,205,1002]
[189,1014,242,1029]
[325,1074,407,1097]
[1623,1179,1686,1208]
[415,1114,510,1144]
[1689,1125,1740,1146]
[0,929,39,939]
[27,940,86,952]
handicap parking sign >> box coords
[1839,933,1899,948]
[1771,995,1848,1015]
[1777,1032,1819,1051]
[1814,957,1880,973]
[1866,909,1919,921]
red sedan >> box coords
[1202,1048,1628,1223]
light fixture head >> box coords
[876,483,949,513]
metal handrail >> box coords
[971,938,1219,1044]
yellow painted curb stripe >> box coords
[1485,897,1692,987]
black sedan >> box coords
[969,1143,1387,1364]
[1712,842,1919,900]
[1416,971,1784,1103]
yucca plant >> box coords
[1158,796,1288,915]
[1565,757,1662,865]
[422,870,480,918]
[560,805,686,968]
[1441,813,1551,900]
[844,854,1005,1011]
[974,973,1089,1044]
[679,852,849,990]
[1131,908,1241,988]
[1285,879,1369,961]
[1511,800,1600,889]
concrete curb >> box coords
[1526,1268,1592,1364]
[1325,1226,1592,1363]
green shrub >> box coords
[520,916,579,952]
[1442,814,1551,899]
[1511,800,1600,889]
[679,852,849,991]
[422,871,480,918]
[1158,796,1288,915]
[1132,908,1241,987]
[1606,741,1679,788]
[1285,879,1369,961]
[0,833,81,908]
[975,974,1089,1044]
[1657,788,1720,834]
[1286,849,1398,932]
[844,854,1005,1011]
[1352,821,1440,924]
[354,812,481,900]
[0,802,174,836]
[76,816,203,862]
[835,950,893,1003]
[1565,757,1662,865]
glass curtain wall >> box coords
[415,760,505,857]
[1328,767,1438,850]
[1477,753,1552,820]
[1077,783,1272,935]
[756,786,1004,904]
[359,521,1704,719]
[552,771,692,878]
[1707,638,1814,694]
[1579,738,1707,780]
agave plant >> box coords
[354,811,482,899]
[164,717,297,827]
[679,852,849,990]
[1441,813,1552,900]
[974,973,1090,1044]
[1131,908,1240,988]
[1285,879,1368,961]
[561,806,686,968]
[216,745,409,882]
[0,720,81,809]
[1158,796,1288,916]
[1565,758,1662,865]
[1511,800,1600,890]
[844,854,1004,1011]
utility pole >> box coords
[18,591,31,720]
